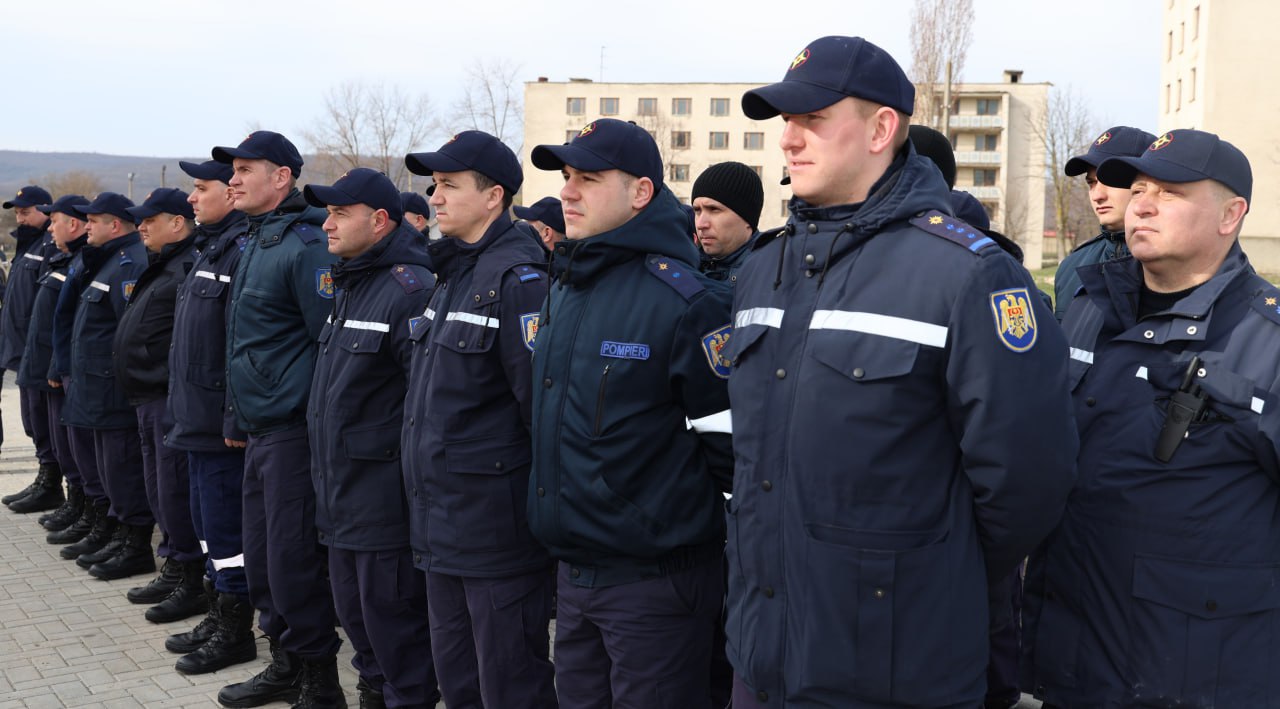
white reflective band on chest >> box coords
[424,308,436,320]
[1136,366,1149,380]
[23,252,44,262]
[809,310,948,348]
[1252,397,1266,415]
[51,272,66,282]
[194,270,233,283]
[446,311,500,329]
[88,281,109,292]
[686,409,732,435]
[1069,348,1094,364]
[735,307,784,329]
[342,320,390,333]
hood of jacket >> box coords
[552,187,699,286]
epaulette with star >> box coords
[910,210,998,253]
[645,255,704,302]
[511,264,542,283]
[1250,287,1280,326]
[390,264,426,293]
[292,222,324,245]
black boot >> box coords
[49,494,97,545]
[89,523,157,580]
[77,520,127,569]
[166,580,219,653]
[146,559,210,623]
[127,557,184,604]
[2,465,48,505]
[177,592,258,674]
[217,637,302,708]
[60,502,113,560]
[291,655,347,709]
[8,463,65,513]
[355,678,385,709]
[40,482,83,530]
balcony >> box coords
[963,186,1002,200]
[948,115,1004,129]
[954,151,1002,165]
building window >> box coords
[670,164,690,182]
[600,97,619,115]
[1176,78,1182,110]
[1165,83,1171,113]
[1193,6,1200,38]
[782,165,790,181]
[976,99,999,115]
[709,131,729,149]
[1167,31,1173,61]
[974,169,997,186]
[1179,22,1185,53]
[710,98,730,116]
[748,165,763,178]
[671,131,691,149]
[567,97,585,115]
[743,132,765,150]
[566,130,577,143]
[672,98,692,116]
[780,199,789,217]
[977,134,998,151]
[637,98,658,115]
[1190,67,1197,102]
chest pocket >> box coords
[720,323,768,368]
[335,325,386,356]
[1146,360,1263,421]
[809,333,920,383]
[1068,357,1091,392]
[80,286,107,306]
[435,307,499,355]
[191,278,226,300]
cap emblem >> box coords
[578,122,596,138]
[790,48,811,71]
[1094,131,1112,146]
[1150,133,1173,151]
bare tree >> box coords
[633,111,691,179]
[450,59,524,156]
[39,170,106,198]
[1033,86,1098,261]
[302,81,440,189]
[909,0,976,129]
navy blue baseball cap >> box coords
[1097,129,1253,205]
[1064,126,1156,177]
[304,168,403,223]
[513,196,565,235]
[179,159,234,184]
[212,131,304,177]
[531,119,664,191]
[127,188,195,220]
[400,191,430,218]
[743,36,914,120]
[3,185,52,209]
[37,194,91,218]
[73,192,137,224]
[405,131,523,196]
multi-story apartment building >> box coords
[1161,0,1280,272]
[523,73,1048,266]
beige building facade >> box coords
[522,75,1048,266]
[1161,0,1280,271]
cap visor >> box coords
[530,144,615,173]
[126,206,161,219]
[742,81,849,120]
[512,206,537,220]
[2,199,35,209]
[36,204,55,214]
[1063,155,1098,177]
[1097,155,1209,189]
[303,184,359,209]
[405,152,470,177]
[211,146,258,164]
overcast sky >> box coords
[1,0,1159,157]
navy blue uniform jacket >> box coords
[1025,245,1280,708]
[166,211,249,451]
[226,190,333,435]
[0,223,53,371]
[402,214,549,577]
[63,232,149,430]
[308,224,433,551]
[1053,228,1128,320]
[527,187,734,588]
[18,237,83,392]
[700,232,757,285]
[723,147,1077,708]
[114,234,198,405]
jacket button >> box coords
[414,553,421,563]
[1143,330,1155,339]
[544,378,553,388]
[762,586,774,598]
[537,487,545,497]
[384,449,392,456]
[757,690,769,702]
[804,270,814,278]
[494,461,503,471]
[852,367,865,379]
[489,290,496,297]
[874,588,886,599]
[1206,599,1218,612]
[409,417,415,426]
[761,480,772,491]
[804,254,815,265]
[457,341,466,348]
[806,223,817,234]
[1085,397,1096,407]
[1186,325,1198,335]
[352,343,359,349]
[775,369,786,379]
[570,568,580,579]
[474,294,481,302]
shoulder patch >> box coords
[990,287,1038,352]
[701,324,733,378]
[645,256,704,301]
[391,264,426,293]
[513,264,542,283]
[122,280,136,301]
[293,222,324,245]
[519,312,540,351]
[316,267,335,299]
[1250,288,1280,326]
[911,210,997,253]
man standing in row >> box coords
[692,162,763,284]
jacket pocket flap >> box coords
[343,425,400,462]
[337,327,385,355]
[81,287,106,303]
[809,333,919,382]
[185,362,224,390]
[445,433,531,475]
[719,322,766,366]
[1133,554,1280,619]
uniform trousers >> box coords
[136,399,199,561]
[20,384,55,465]
[94,426,150,525]
[46,390,80,487]
[188,449,248,596]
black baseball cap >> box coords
[400,191,430,218]
[304,168,403,223]
[1097,129,1253,205]
[743,36,914,120]
[73,192,137,224]
[37,194,91,218]
[1064,126,1156,177]
[3,185,52,209]
[531,119,664,191]
[513,196,565,235]
[212,131,304,177]
[405,131,523,196]
[179,159,234,184]
[127,188,195,220]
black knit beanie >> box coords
[908,125,957,189]
[691,162,764,230]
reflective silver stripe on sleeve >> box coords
[734,307,784,329]
[809,310,948,348]
[88,281,109,292]
[342,320,391,333]
[1069,348,1094,364]
[23,252,44,262]
[686,410,732,434]
[1253,397,1265,415]
[51,272,66,282]
[1136,366,1149,380]
[446,311,500,329]
[424,308,436,320]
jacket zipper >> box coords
[593,363,611,436]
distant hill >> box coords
[0,150,205,199]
